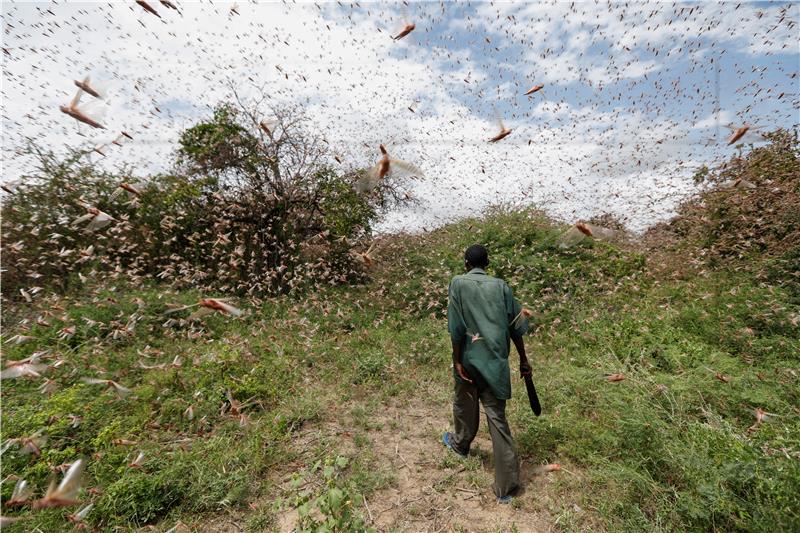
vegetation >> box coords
[646,130,799,289]
[2,101,409,303]
[1,135,798,531]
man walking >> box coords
[442,244,531,503]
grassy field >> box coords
[2,208,799,532]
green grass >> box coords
[2,208,798,532]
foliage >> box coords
[1,101,406,305]
[0,146,136,297]
[177,104,260,178]
[1,138,797,532]
[645,130,800,289]
[286,456,375,533]
[95,468,187,525]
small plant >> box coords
[352,353,386,384]
[290,456,374,533]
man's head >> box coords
[464,244,488,270]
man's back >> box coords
[448,268,528,400]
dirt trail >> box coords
[277,393,555,533]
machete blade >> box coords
[525,374,542,416]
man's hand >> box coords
[455,362,473,383]
[520,358,532,379]
[452,339,472,383]
[512,336,531,378]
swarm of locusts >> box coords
[2,0,795,528]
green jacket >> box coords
[447,268,529,400]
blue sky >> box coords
[2,1,798,231]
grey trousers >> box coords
[452,378,520,498]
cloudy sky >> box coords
[2,1,798,232]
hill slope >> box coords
[2,205,798,532]
[2,136,799,532]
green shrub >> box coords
[290,456,374,533]
[94,469,187,525]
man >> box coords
[442,244,531,503]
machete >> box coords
[524,374,542,416]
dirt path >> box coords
[276,392,555,533]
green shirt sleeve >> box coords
[505,282,529,340]
[447,278,467,343]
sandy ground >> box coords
[273,394,556,533]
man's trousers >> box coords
[452,378,520,498]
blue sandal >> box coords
[442,432,468,458]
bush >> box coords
[95,469,187,525]
[1,101,411,307]
[645,130,800,276]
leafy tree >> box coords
[172,94,406,293]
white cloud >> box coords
[692,110,734,130]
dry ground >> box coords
[272,391,562,533]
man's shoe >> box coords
[442,432,467,458]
